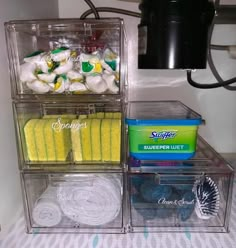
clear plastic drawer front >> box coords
[13,102,125,170]
[21,172,125,233]
[128,171,233,233]
[5,18,126,100]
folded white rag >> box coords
[57,175,122,226]
[32,186,62,227]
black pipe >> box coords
[214,5,236,24]
[138,0,215,69]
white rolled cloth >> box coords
[57,175,122,226]
[32,186,62,227]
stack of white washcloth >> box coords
[32,186,62,227]
[32,175,122,227]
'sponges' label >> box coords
[52,118,87,132]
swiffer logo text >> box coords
[150,131,176,141]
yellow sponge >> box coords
[24,118,72,162]
[78,114,87,120]
[24,119,39,161]
[104,112,114,118]
[113,112,122,119]
[111,119,121,162]
[88,113,96,119]
[87,112,121,119]
[80,119,92,161]
[96,112,105,118]
[101,119,112,161]
[34,119,49,161]
[91,119,102,161]
[51,118,72,161]
[71,116,121,162]
[71,120,83,161]
[44,119,57,161]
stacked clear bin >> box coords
[6,18,234,234]
[5,18,127,233]
[125,102,234,233]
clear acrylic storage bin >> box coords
[21,172,125,233]
[127,137,234,233]
[5,18,126,100]
[13,102,125,170]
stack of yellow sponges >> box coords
[72,112,121,162]
[24,118,72,161]
[23,112,121,163]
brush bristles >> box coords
[193,177,220,219]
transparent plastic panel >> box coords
[21,172,125,233]
[128,136,234,174]
[13,102,125,170]
[5,18,126,99]
[126,101,202,120]
[128,171,233,233]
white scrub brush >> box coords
[193,176,220,220]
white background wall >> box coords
[0,0,58,238]
[59,0,236,153]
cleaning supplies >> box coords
[71,114,121,162]
[24,118,72,162]
[24,111,121,163]
[19,46,120,94]
[126,101,202,160]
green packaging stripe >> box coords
[105,60,116,71]
[128,125,198,154]
[60,74,67,81]
[82,62,94,73]
[25,50,44,58]
[51,47,69,54]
